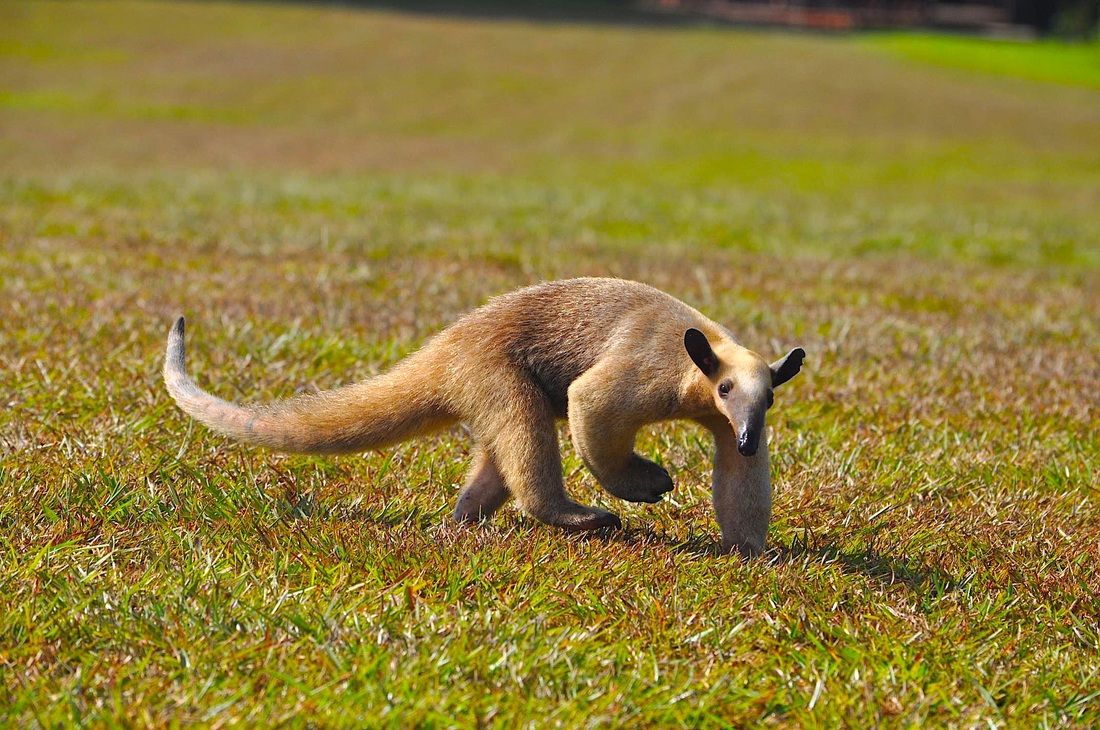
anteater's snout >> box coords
[737,427,760,457]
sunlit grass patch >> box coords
[863,32,1100,89]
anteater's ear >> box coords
[770,348,805,388]
[684,328,720,377]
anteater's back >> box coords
[448,278,706,412]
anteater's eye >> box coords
[767,390,775,409]
[718,381,732,397]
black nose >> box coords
[737,429,759,457]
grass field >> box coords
[864,32,1100,90]
[2,1,1099,725]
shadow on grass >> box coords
[574,526,967,598]
[774,540,967,597]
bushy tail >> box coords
[163,318,456,454]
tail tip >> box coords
[166,316,187,374]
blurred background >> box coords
[3,0,1097,268]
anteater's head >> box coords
[684,328,804,456]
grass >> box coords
[1,0,1099,725]
[864,32,1100,90]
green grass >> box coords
[2,1,1099,725]
[864,32,1100,89]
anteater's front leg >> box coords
[706,419,772,558]
[567,363,674,503]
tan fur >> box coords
[163,277,804,555]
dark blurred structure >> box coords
[320,0,1096,35]
[642,0,1099,34]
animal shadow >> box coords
[773,536,967,600]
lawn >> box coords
[864,32,1100,90]
[1,0,1098,725]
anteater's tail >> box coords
[163,318,456,454]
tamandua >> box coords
[163,277,804,556]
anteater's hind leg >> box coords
[475,374,621,531]
[453,448,510,523]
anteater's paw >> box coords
[557,506,623,532]
[723,537,766,560]
[606,456,674,503]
